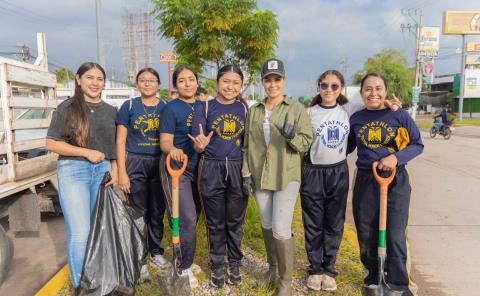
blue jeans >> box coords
[57,159,111,288]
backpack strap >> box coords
[205,100,209,119]
[129,97,134,112]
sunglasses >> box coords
[319,82,340,91]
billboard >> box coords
[419,27,440,57]
[467,42,480,52]
[466,55,480,65]
[422,60,434,77]
[160,52,177,63]
[464,68,480,98]
[443,11,480,35]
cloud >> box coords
[1,0,479,97]
[259,0,480,96]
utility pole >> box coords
[95,0,105,68]
[401,8,423,120]
[458,35,467,120]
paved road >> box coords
[407,128,480,296]
[0,126,477,296]
[0,216,66,296]
[346,126,480,296]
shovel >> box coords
[157,154,190,296]
[362,162,403,296]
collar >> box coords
[258,95,292,106]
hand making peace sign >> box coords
[188,124,214,152]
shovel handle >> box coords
[372,161,396,255]
[166,154,188,245]
[372,161,396,195]
[166,154,188,186]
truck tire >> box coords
[0,224,13,285]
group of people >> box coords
[46,57,423,296]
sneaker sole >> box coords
[322,286,337,291]
[227,277,241,285]
[306,283,321,291]
[210,279,225,288]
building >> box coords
[56,80,140,109]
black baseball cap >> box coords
[261,58,285,79]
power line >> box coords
[0,0,63,24]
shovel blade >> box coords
[362,284,383,296]
[157,265,190,296]
[362,284,404,296]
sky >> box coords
[1,0,480,98]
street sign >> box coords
[412,86,421,104]
[160,52,177,63]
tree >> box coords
[152,0,279,87]
[55,67,74,83]
[158,88,170,100]
[298,95,311,107]
[353,49,415,104]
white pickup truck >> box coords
[0,34,59,284]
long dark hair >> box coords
[310,69,348,106]
[172,65,198,88]
[216,64,248,106]
[136,67,160,84]
[360,72,388,92]
[64,62,105,147]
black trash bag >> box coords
[78,172,147,296]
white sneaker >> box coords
[151,254,171,269]
[182,268,199,289]
[139,264,150,283]
[306,274,322,291]
[322,274,337,291]
[189,263,202,275]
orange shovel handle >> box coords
[166,154,188,187]
[372,161,396,194]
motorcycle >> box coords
[430,117,453,140]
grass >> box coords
[138,197,363,296]
[59,198,364,295]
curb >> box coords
[35,265,69,296]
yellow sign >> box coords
[443,11,480,35]
[419,27,440,57]
[467,42,480,52]
[160,52,177,63]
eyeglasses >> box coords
[319,82,340,91]
[138,79,159,85]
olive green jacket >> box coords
[242,97,313,191]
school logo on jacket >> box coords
[223,119,236,133]
[133,114,160,137]
[316,120,349,149]
[212,113,244,141]
[327,126,340,142]
[358,121,395,148]
[186,112,194,127]
[368,127,382,143]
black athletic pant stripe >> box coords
[300,160,349,277]
[198,156,248,268]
